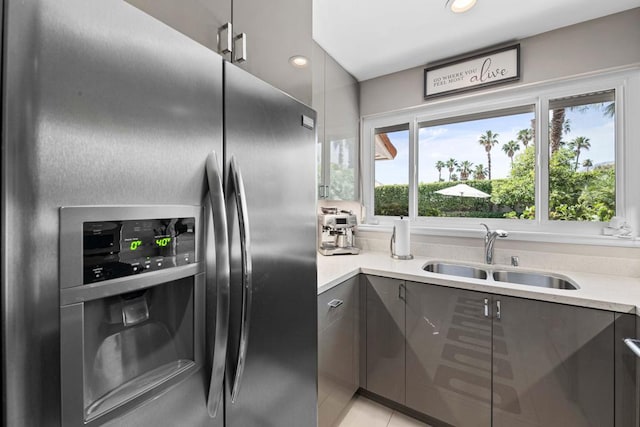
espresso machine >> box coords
[318,207,360,255]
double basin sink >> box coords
[423,262,579,290]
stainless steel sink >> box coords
[423,263,488,280]
[492,270,579,290]
[422,261,579,290]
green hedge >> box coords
[375,180,508,217]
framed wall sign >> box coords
[424,44,520,99]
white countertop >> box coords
[317,250,640,315]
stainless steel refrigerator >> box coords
[1,0,318,426]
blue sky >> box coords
[375,106,615,185]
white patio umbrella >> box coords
[435,183,490,198]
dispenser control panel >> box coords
[83,217,195,284]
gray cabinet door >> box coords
[493,296,615,427]
[365,275,405,404]
[318,276,360,427]
[125,0,312,104]
[405,282,491,427]
[323,54,359,201]
[124,0,230,54]
[615,313,638,427]
[314,43,360,201]
[233,0,312,104]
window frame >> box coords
[361,67,640,246]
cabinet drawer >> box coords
[318,275,358,332]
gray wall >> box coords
[360,8,640,117]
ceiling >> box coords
[313,0,640,82]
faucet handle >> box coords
[480,223,490,233]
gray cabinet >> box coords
[232,0,312,104]
[492,295,614,427]
[405,282,491,427]
[364,275,405,404]
[371,279,633,427]
[123,0,228,53]
[615,313,637,427]
[318,276,359,427]
[314,43,359,200]
[124,0,312,104]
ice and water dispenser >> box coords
[59,206,205,426]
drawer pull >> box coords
[328,299,343,309]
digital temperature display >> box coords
[82,217,195,284]
[155,237,172,247]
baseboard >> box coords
[357,388,455,427]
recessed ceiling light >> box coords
[289,55,309,68]
[449,0,477,13]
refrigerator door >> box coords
[223,62,318,426]
[2,0,223,425]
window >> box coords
[361,69,638,240]
[374,124,410,216]
[417,107,535,219]
[548,91,616,222]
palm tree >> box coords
[450,173,459,182]
[502,140,521,167]
[457,160,474,181]
[478,130,499,180]
[435,160,445,182]
[516,128,533,148]
[550,108,565,154]
[445,158,458,181]
[473,164,487,180]
[604,102,615,118]
[530,118,536,141]
[563,118,572,136]
[582,158,593,172]
[570,136,591,171]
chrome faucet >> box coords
[480,223,508,264]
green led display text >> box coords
[155,237,172,247]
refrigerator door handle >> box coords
[205,151,231,418]
[228,156,253,403]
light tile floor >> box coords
[337,396,431,427]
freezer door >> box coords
[2,0,223,425]
[223,62,318,427]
